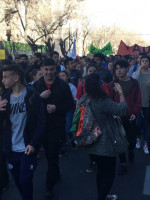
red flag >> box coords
[118,40,150,55]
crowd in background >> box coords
[0,50,150,200]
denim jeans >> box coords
[136,108,150,142]
[7,152,37,200]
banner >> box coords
[118,40,150,55]
[0,41,48,54]
[0,49,5,59]
[89,42,113,55]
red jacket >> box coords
[76,80,109,100]
[108,77,142,116]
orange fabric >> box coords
[76,106,85,136]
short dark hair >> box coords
[87,62,98,71]
[32,69,41,77]
[1,64,24,83]
[64,57,73,66]
[15,56,20,60]
[34,53,42,59]
[1,59,12,67]
[42,58,55,67]
[59,70,71,82]
[51,51,59,57]
[141,55,150,62]
[93,53,105,61]
[113,60,129,71]
[20,54,28,59]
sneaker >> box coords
[136,138,141,149]
[59,149,67,157]
[143,145,149,154]
[106,194,118,200]
[86,162,96,173]
[117,165,127,175]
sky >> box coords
[84,0,150,41]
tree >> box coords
[0,0,77,54]
[32,0,77,54]
[59,28,78,57]
[79,17,91,55]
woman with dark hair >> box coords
[76,62,109,101]
[29,69,43,85]
[78,73,128,200]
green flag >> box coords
[89,44,101,54]
[100,42,113,55]
[89,42,113,55]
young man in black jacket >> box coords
[0,64,45,200]
[33,58,75,198]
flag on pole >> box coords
[71,38,76,59]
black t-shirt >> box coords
[118,79,131,97]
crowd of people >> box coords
[0,50,150,200]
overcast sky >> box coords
[84,0,150,41]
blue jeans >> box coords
[7,152,37,200]
[136,108,150,142]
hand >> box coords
[25,145,35,155]
[0,96,8,111]
[40,90,51,99]
[47,104,56,114]
[114,83,123,95]
[138,65,144,73]
[129,114,136,121]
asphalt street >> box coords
[1,146,150,200]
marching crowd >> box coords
[0,51,150,200]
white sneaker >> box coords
[143,145,149,154]
[136,138,141,149]
[106,194,118,200]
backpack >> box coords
[70,96,102,147]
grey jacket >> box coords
[78,95,128,157]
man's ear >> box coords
[40,66,44,73]
[14,74,20,82]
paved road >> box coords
[1,146,150,200]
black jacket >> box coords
[0,86,45,153]
[33,76,75,130]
